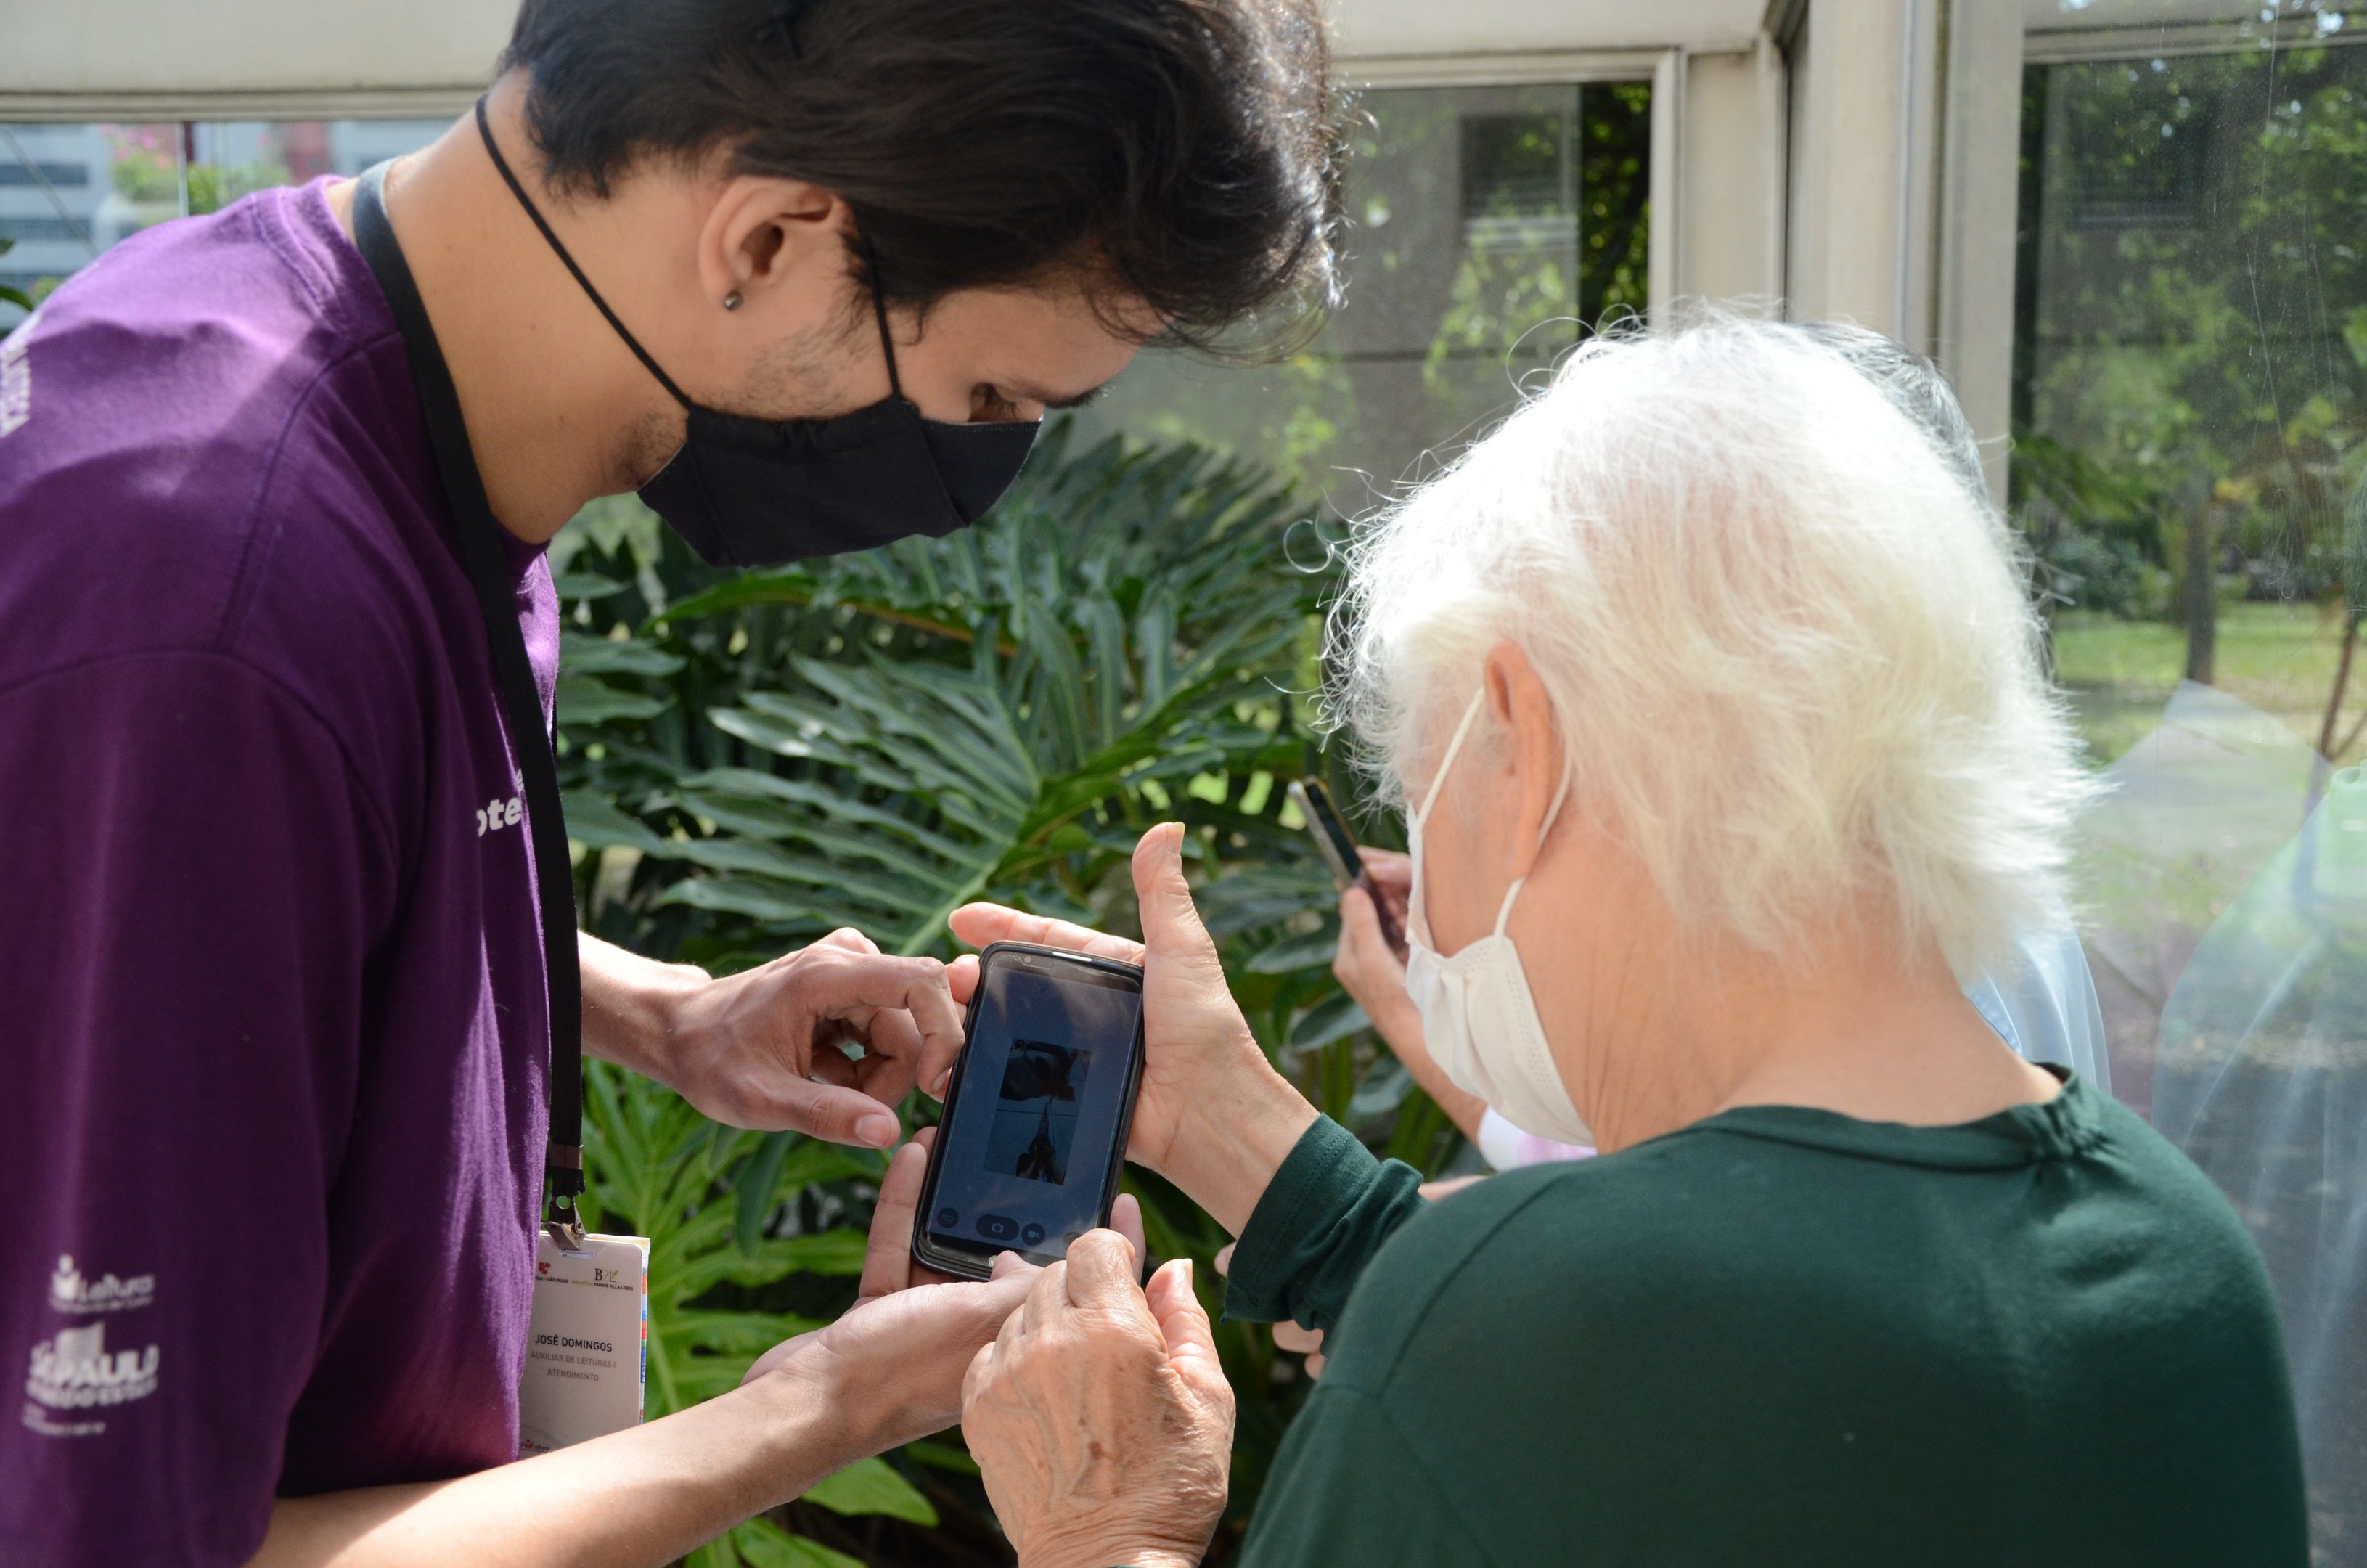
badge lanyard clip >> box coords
[351,162,589,1251]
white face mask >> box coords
[1402,691,1593,1147]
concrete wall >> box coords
[1675,41,1786,306]
[1936,2,2027,505]
[1,1,1767,111]
[1780,0,1939,346]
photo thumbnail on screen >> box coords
[988,1040,1093,1185]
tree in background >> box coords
[2014,40,2367,747]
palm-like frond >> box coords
[550,424,1467,1565]
[568,428,1328,957]
[580,1063,936,1567]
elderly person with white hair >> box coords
[939,319,2308,1568]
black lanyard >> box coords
[351,163,586,1238]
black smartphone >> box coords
[1288,778,1405,954]
[911,942,1147,1281]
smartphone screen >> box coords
[915,944,1145,1277]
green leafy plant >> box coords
[575,1061,939,1568]
[0,238,33,319]
[554,425,1471,1564]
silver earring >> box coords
[723,290,743,311]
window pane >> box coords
[2016,34,2367,1556]
[0,118,446,327]
[1074,81,1650,502]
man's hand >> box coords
[581,929,963,1148]
[743,1127,1144,1452]
[962,1234,1234,1568]
[948,824,1316,1233]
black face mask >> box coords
[475,98,1039,568]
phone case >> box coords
[909,942,1147,1281]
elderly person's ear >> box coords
[1481,640,1569,883]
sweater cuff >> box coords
[1222,1114,1385,1325]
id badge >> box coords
[518,1230,650,1457]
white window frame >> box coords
[1338,49,1683,326]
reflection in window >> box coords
[2014,46,2367,764]
[2017,37,2367,1560]
[2066,74,2207,229]
[1460,112,1576,250]
[1076,81,1649,505]
[0,119,446,327]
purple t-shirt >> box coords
[0,179,559,1565]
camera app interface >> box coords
[929,959,1140,1259]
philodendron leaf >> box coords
[1246,924,1342,975]
[560,629,685,677]
[801,1456,940,1525]
[1288,990,1370,1050]
[729,1518,865,1568]
[556,673,670,727]
[560,790,669,855]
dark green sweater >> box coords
[1223,1074,2307,1567]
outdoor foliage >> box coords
[0,239,31,319]
[2011,46,2367,613]
[552,425,1468,1566]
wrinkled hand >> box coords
[949,825,1315,1232]
[963,1233,1234,1568]
[656,928,965,1147]
[743,1127,1145,1453]
[745,1129,1145,1442]
[1332,847,1418,1045]
[1332,849,1489,1143]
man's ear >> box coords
[1486,642,1564,881]
[697,174,853,313]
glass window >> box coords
[1074,80,1651,503]
[2016,44,2366,769]
[0,118,446,327]
[2014,27,2367,1554]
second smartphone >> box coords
[910,941,1146,1281]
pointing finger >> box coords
[770,1076,900,1148]
[809,953,965,1092]
[1110,1192,1145,1275]
[1019,1257,1067,1337]
[1146,1257,1226,1397]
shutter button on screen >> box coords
[976,1214,1018,1242]
[1020,1222,1047,1247]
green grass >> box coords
[2051,603,2363,767]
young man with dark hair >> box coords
[0,1,1337,1563]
